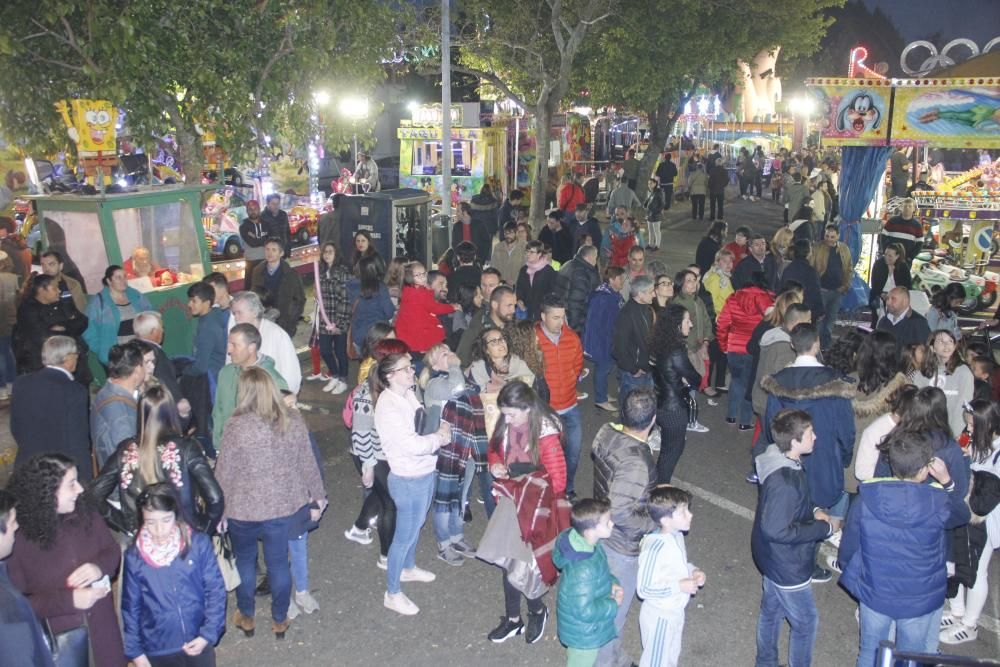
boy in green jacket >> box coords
[553,498,624,666]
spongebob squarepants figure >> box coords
[55,99,120,185]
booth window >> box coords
[113,202,203,292]
[41,210,108,295]
[413,140,474,176]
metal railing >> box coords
[877,641,1000,666]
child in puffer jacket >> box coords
[553,498,622,667]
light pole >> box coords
[788,96,816,152]
[340,96,369,170]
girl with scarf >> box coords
[515,241,559,321]
[122,484,225,667]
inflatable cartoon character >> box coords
[54,99,119,184]
[837,94,882,133]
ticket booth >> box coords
[337,188,434,264]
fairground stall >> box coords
[398,103,508,205]
[336,188,435,264]
[30,186,212,374]
[805,76,1000,318]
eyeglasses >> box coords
[412,271,427,278]
[389,364,414,375]
[485,337,506,346]
[656,281,673,288]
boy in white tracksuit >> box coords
[636,487,706,667]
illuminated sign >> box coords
[397,127,483,141]
[411,104,464,127]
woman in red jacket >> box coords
[485,380,566,645]
[716,272,774,430]
[394,262,461,358]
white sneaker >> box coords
[384,591,419,616]
[377,555,388,570]
[940,612,963,629]
[400,566,436,583]
[305,372,330,382]
[344,526,373,545]
[329,379,348,395]
[576,392,589,401]
[825,553,841,574]
[825,530,842,548]
[686,421,709,433]
[286,597,301,620]
[0,387,9,401]
[323,378,346,393]
[940,624,978,645]
[295,590,319,614]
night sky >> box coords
[863,0,1000,45]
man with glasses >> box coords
[456,277,514,367]
[516,241,559,321]
[612,276,656,400]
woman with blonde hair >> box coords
[215,368,327,640]
[89,384,224,539]
[768,226,794,285]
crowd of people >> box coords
[0,154,998,667]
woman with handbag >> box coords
[87,386,224,540]
[214,368,327,640]
[307,242,352,394]
[484,381,566,645]
[122,484,225,667]
[6,454,126,667]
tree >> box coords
[582,0,842,199]
[0,0,398,182]
[451,0,614,225]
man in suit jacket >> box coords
[133,311,185,404]
[10,336,91,480]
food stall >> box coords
[398,103,508,205]
[31,185,212,364]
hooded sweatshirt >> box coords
[553,528,619,650]
[751,327,795,416]
[751,444,832,587]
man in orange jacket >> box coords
[535,293,585,498]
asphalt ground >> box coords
[212,193,999,666]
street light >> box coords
[788,96,816,116]
[340,96,369,167]
[313,90,331,107]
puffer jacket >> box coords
[591,423,656,557]
[535,322,584,412]
[702,267,734,315]
[672,292,713,352]
[562,258,600,333]
[121,531,226,660]
[653,345,702,417]
[83,286,153,364]
[762,365,857,508]
[89,436,224,538]
[838,477,970,619]
[553,529,619,650]
[717,286,774,355]
[751,445,833,586]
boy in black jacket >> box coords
[751,409,838,667]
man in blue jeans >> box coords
[611,275,655,402]
[751,409,838,667]
[812,224,854,351]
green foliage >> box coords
[0,0,400,177]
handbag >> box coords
[44,617,91,667]
[213,532,241,592]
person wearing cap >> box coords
[240,199,269,285]
[353,151,380,193]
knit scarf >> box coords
[525,255,549,283]
[136,524,186,568]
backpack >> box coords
[609,232,637,268]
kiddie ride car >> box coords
[912,251,998,315]
[202,189,246,259]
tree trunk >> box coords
[636,95,689,200]
[175,123,203,185]
[529,101,554,230]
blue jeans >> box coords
[387,471,435,594]
[597,547,640,666]
[618,369,653,404]
[819,289,843,351]
[432,506,464,546]
[856,603,942,667]
[229,515,294,622]
[0,335,15,386]
[559,405,582,496]
[727,352,754,425]
[288,532,309,593]
[317,332,349,380]
[755,577,818,667]
[593,357,614,404]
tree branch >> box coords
[59,16,102,74]
[254,23,294,105]
[451,64,529,109]
[23,52,85,72]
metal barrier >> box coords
[877,641,1000,666]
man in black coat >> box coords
[515,241,559,321]
[560,245,600,334]
[732,234,773,290]
[260,194,292,258]
[567,203,602,253]
[451,201,494,265]
[538,210,574,265]
[654,152,678,209]
[612,275,656,398]
[876,287,931,358]
[10,336,92,480]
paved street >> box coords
[210,194,999,666]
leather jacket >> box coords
[653,344,702,414]
[88,436,224,537]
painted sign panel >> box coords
[892,84,1000,148]
[809,83,890,146]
